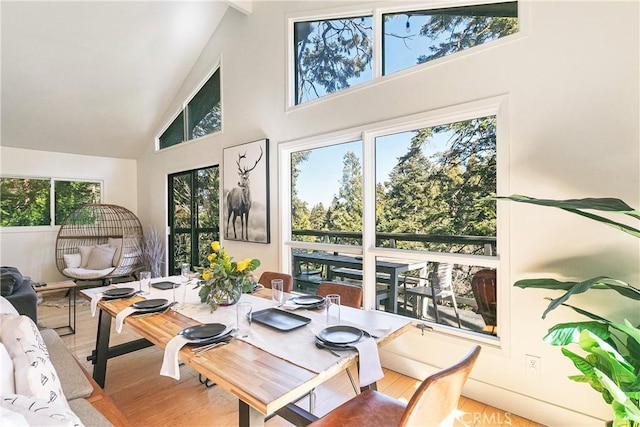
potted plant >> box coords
[498,195,640,427]
[196,241,260,311]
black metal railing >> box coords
[292,229,496,256]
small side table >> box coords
[34,280,76,336]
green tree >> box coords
[430,117,497,241]
[54,180,100,224]
[328,151,363,237]
[0,178,50,226]
[295,17,372,103]
[378,117,496,253]
[309,203,327,230]
[291,151,312,239]
[417,6,518,63]
[379,131,443,250]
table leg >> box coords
[69,287,76,334]
[390,272,399,314]
[239,401,264,427]
[92,309,112,388]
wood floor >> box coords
[37,296,544,427]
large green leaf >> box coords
[589,347,636,384]
[614,320,640,349]
[496,195,640,237]
[544,321,610,346]
[580,330,634,372]
[562,347,597,378]
[515,277,640,318]
[496,195,636,212]
[595,369,640,423]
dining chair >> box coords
[257,271,293,293]
[471,269,497,334]
[403,263,461,328]
[309,345,481,427]
[316,281,362,308]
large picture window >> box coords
[283,100,503,340]
[1,177,101,227]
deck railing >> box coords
[292,229,496,256]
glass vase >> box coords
[212,280,242,306]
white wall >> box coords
[0,146,137,281]
[139,1,639,425]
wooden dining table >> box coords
[81,282,412,427]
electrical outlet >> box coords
[525,354,541,378]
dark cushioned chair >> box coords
[1,266,37,323]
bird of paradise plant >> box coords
[498,195,640,427]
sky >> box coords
[295,130,450,208]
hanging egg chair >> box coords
[55,204,143,282]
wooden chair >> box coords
[257,271,293,293]
[471,269,497,334]
[316,282,362,308]
[404,263,461,327]
[310,345,481,427]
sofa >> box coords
[0,267,38,323]
[1,296,126,426]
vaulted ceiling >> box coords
[1,1,243,160]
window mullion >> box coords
[50,179,56,226]
[361,131,377,310]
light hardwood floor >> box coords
[37,297,544,427]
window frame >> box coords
[286,0,524,110]
[0,175,103,230]
[279,95,510,346]
[156,59,223,151]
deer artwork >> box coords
[226,146,263,240]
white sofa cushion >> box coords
[1,394,83,427]
[63,253,82,269]
[0,342,15,394]
[62,267,115,280]
[1,316,68,409]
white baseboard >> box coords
[380,350,605,427]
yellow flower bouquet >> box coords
[196,241,260,310]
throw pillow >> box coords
[85,245,116,270]
[107,238,123,267]
[2,316,68,409]
[0,405,29,427]
[1,395,83,427]
[78,246,94,268]
[63,253,82,269]
[0,266,23,297]
[0,295,19,315]
[0,343,15,395]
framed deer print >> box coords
[223,138,270,243]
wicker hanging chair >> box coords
[55,204,143,282]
